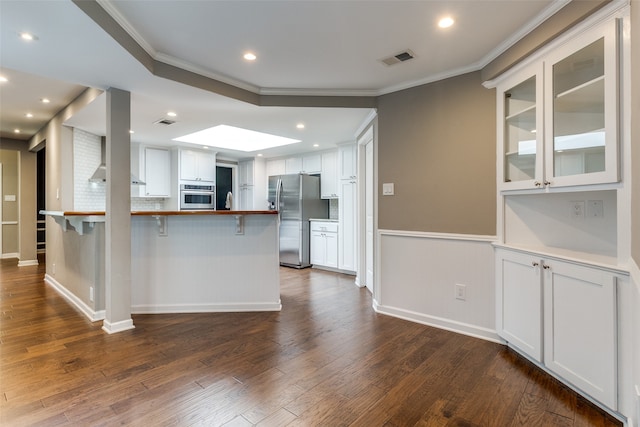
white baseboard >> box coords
[18,259,39,267]
[131,301,283,314]
[44,274,105,322]
[373,299,502,344]
[102,319,135,334]
[1,253,19,259]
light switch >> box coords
[4,194,16,202]
[382,183,395,196]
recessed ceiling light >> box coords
[20,32,37,41]
[296,123,305,129]
[41,98,50,104]
[129,130,135,134]
[313,144,319,148]
[25,113,33,118]
[257,153,263,157]
[202,146,209,149]
[244,52,257,61]
[0,76,7,83]
[174,125,300,152]
[14,129,20,134]
[167,111,177,117]
[438,17,454,29]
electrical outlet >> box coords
[570,201,585,220]
[455,284,466,301]
[89,286,94,302]
[52,263,56,275]
[587,200,604,218]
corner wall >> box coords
[31,87,104,316]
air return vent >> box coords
[154,118,176,126]
[380,49,416,66]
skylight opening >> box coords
[174,125,300,152]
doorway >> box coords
[37,148,46,253]
[216,165,235,210]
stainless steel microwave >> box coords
[180,184,215,210]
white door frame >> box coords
[0,163,3,256]
[357,121,376,296]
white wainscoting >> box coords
[375,230,500,342]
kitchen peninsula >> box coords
[41,210,281,320]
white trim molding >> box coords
[18,259,39,267]
[379,228,496,243]
[373,300,502,343]
[102,319,135,335]
[1,253,19,260]
[131,301,282,314]
[44,274,106,322]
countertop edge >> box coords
[41,210,278,217]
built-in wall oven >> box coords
[180,184,215,210]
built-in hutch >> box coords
[486,4,631,419]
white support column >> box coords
[102,88,134,334]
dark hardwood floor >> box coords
[1,256,621,426]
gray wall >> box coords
[377,72,497,235]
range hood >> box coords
[89,137,145,185]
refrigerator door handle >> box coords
[275,178,283,222]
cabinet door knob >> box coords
[543,181,551,186]
[534,181,541,187]
[542,263,551,270]
[532,262,539,267]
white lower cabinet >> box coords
[496,248,618,410]
[496,249,543,362]
[310,221,338,269]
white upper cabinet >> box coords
[497,19,618,191]
[266,159,286,178]
[284,154,322,174]
[238,159,254,187]
[179,149,216,183]
[320,151,338,199]
[143,147,171,197]
[302,154,321,174]
[285,157,303,174]
[338,144,356,180]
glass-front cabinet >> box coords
[497,19,618,191]
[500,66,544,190]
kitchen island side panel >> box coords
[130,214,280,312]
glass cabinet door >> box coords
[545,19,618,186]
[499,64,544,190]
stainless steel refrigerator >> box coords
[268,174,328,268]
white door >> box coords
[365,140,374,293]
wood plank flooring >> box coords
[1,256,621,426]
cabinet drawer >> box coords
[310,222,338,233]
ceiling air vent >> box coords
[380,49,416,66]
[154,118,176,126]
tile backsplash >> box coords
[73,128,166,211]
[329,199,339,219]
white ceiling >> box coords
[0,0,562,159]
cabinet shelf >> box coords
[505,104,536,122]
[554,76,604,113]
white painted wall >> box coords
[375,231,498,342]
[131,214,280,313]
